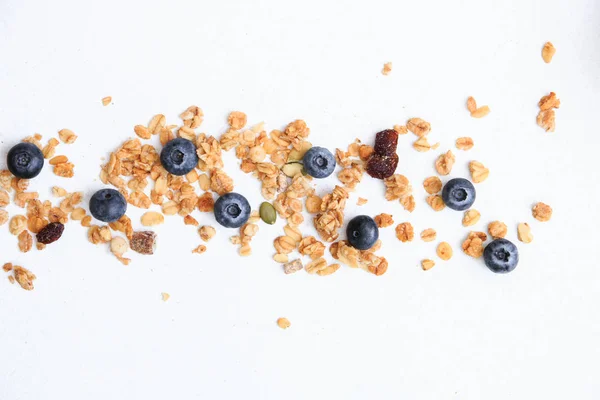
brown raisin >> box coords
[373,129,398,157]
[36,222,64,244]
[366,153,398,179]
[130,231,157,255]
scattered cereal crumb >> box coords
[273,253,289,263]
[140,211,164,227]
[2,263,13,272]
[420,228,437,242]
[462,209,481,226]
[228,111,247,130]
[517,223,533,243]
[426,194,445,211]
[536,110,556,132]
[382,62,392,75]
[532,202,552,222]
[161,292,170,302]
[357,197,368,206]
[435,150,455,176]
[542,42,556,63]
[192,244,207,254]
[393,125,408,135]
[58,129,77,144]
[283,259,303,274]
[316,263,341,276]
[374,213,394,228]
[471,105,490,118]
[421,259,435,271]
[413,137,435,152]
[423,176,442,194]
[110,237,129,257]
[395,222,414,242]
[488,221,508,239]
[455,137,474,150]
[52,186,67,197]
[130,231,156,255]
[277,317,291,329]
[407,118,431,137]
[13,265,36,291]
[539,92,561,111]
[462,231,487,258]
[469,161,489,183]
[183,215,199,226]
[436,242,453,260]
[199,225,216,242]
[467,96,477,113]
[102,96,112,106]
[8,275,15,284]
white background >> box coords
[0,0,599,399]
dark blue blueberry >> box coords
[441,178,476,211]
[303,147,336,179]
[160,138,199,176]
[89,189,127,223]
[346,215,379,250]
[484,238,519,274]
[214,192,251,228]
[7,142,44,179]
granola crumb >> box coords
[393,125,408,135]
[140,211,164,226]
[467,96,477,113]
[421,259,435,271]
[58,129,77,144]
[283,259,303,274]
[374,213,394,228]
[532,202,552,222]
[52,186,67,197]
[110,237,129,257]
[426,194,445,211]
[13,265,36,291]
[228,111,247,130]
[357,197,368,206]
[407,118,431,137]
[436,242,453,260]
[183,215,199,226]
[517,223,533,243]
[192,244,207,254]
[382,62,392,75]
[471,105,490,118]
[435,150,455,176]
[395,222,414,242]
[536,110,556,132]
[413,137,436,152]
[420,228,437,242]
[542,42,556,63]
[455,137,474,150]
[277,317,291,329]
[102,96,112,106]
[469,161,489,183]
[2,263,13,272]
[423,176,442,194]
[462,231,487,258]
[199,225,216,242]
[488,221,508,239]
[8,276,15,284]
[462,209,481,226]
[161,292,170,302]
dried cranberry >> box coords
[373,129,398,157]
[36,222,65,244]
[366,153,399,179]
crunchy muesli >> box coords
[395,222,414,242]
[488,221,508,239]
[420,228,437,242]
[517,223,533,243]
[436,242,453,260]
[532,202,552,222]
[462,231,487,258]
[374,213,394,228]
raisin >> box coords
[366,153,399,179]
[36,222,64,244]
[373,129,398,157]
[130,231,157,255]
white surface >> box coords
[0,0,599,399]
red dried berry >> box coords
[366,153,399,179]
[373,129,398,157]
[36,222,65,244]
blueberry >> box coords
[6,142,44,179]
[346,215,379,250]
[484,238,519,274]
[160,138,199,176]
[89,189,127,223]
[441,178,476,211]
[214,192,251,228]
[303,146,336,179]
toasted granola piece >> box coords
[13,265,36,290]
[532,202,552,222]
[374,213,394,228]
[395,222,414,242]
[462,231,487,258]
[130,231,157,255]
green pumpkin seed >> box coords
[281,162,304,178]
[259,202,277,225]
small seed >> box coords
[259,202,277,225]
[281,162,304,178]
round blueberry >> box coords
[89,189,127,223]
[160,138,199,176]
[346,215,379,250]
[303,146,336,179]
[7,142,44,179]
[484,238,519,274]
[441,178,476,211]
[214,192,251,228]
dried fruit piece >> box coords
[455,137,474,150]
[423,176,442,194]
[277,317,291,329]
[517,223,533,243]
[471,106,490,118]
[373,129,399,157]
[426,195,445,211]
[462,209,481,226]
[407,118,431,137]
[36,222,64,244]
[469,161,489,183]
[130,231,157,255]
[462,231,487,258]
[435,150,455,176]
[532,202,552,222]
[542,42,556,63]
[488,221,508,239]
[421,259,435,271]
[437,242,453,260]
[395,222,414,242]
[467,97,477,113]
[420,228,437,242]
[374,213,394,228]
[366,153,398,179]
